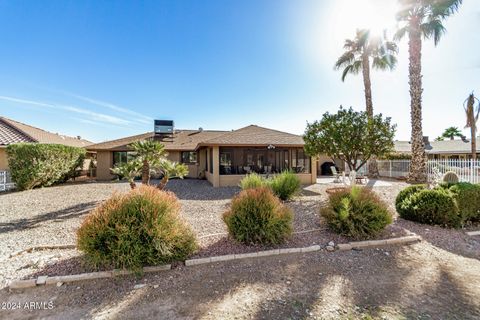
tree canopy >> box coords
[303,107,396,171]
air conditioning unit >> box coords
[154,120,174,134]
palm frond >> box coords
[394,26,408,41]
[334,51,356,70]
[420,18,446,46]
[341,65,352,82]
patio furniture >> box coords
[355,175,368,184]
[330,166,342,183]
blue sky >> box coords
[0,0,479,143]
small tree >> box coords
[130,140,167,185]
[304,107,396,172]
[111,160,141,189]
[111,140,188,189]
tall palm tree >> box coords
[395,0,462,183]
[130,139,167,185]
[464,93,480,160]
[441,126,463,140]
[335,29,398,177]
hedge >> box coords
[6,143,86,190]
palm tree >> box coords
[335,29,398,178]
[130,140,168,185]
[441,126,463,140]
[395,0,462,183]
[464,93,480,160]
[111,160,141,189]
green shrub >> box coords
[223,187,293,245]
[395,184,427,215]
[447,182,480,221]
[6,143,86,190]
[269,171,301,201]
[239,172,267,190]
[396,188,461,228]
[321,186,392,239]
[77,186,197,272]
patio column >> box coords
[311,156,317,183]
[212,146,220,187]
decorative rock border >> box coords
[9,235,422,290]
[466,231,480,236]
[9,265,171,289]
[185,235,421,267]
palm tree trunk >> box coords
[157,175,169,190]
[407,19,427,183]
[141,160,150,185]
[471,126,477,161]
[362,54,379,179]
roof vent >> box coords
[154,120,174,134]
[198,127,203,132]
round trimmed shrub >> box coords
[223,187,293,245]
[239,172,267,190]
[395,184,427,215]
[447,182,480,222]
[321,186,392,239]
[396,188,461,228]
[77,186,197,271]
[269,171,301,201]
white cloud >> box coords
[0,95,131,126]
[66,93,153,124]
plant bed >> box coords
[325,187,347,195]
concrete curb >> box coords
[346,235,421,250]
[9,236,421,289]
[184,236,421,267]
[466,231,480,236]
[9,264,171,290]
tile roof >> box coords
[0,117,92,148]
[87,129,229,151]
[394,138,480,154]
[200,125,305,147]
[87,125,305,151]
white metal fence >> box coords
[0,171,15,192]
[347,159,480,184]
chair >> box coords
[330,166,342,183]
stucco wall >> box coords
[96,151,114,180]
[0,148,8,170]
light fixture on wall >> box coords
[267,144,275,150]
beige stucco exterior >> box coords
[0,148,8,170]
[94,145,317,187]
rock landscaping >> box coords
[0,178,479,319]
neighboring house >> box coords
[0,116,92,170]
[87,123,318,187]
[394,136,480,160]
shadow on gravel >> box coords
[396,218,480,261]
[0,201,97,234]
[164,179,240,200]
[2,244,479,319]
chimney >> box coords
[423,136,430,145]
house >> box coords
[87,122,318,187]
[394,136,480,160]
[0,116,92,170]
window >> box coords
[113,151,136,166]
[181,151,197,164]
[291,149,310,173]
[209,148,213,173]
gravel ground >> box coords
[1,242,479,319]
[1,178,478,289]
